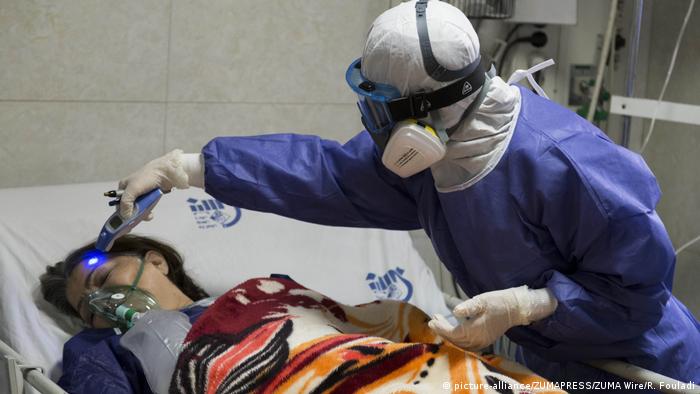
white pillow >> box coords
[0,182,450,380]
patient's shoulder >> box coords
[64,327,118,351]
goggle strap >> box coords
[446,74,492,137]
[387,58,487,121]
[416,0,476,82]
[436,128,450,144]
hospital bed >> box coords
[0,183,697,394]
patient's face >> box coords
[65,251,193,328]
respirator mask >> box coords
[86,256,159,330]
[346,0,487,178]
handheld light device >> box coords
[95,188,163,252]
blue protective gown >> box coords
[202,86,700,389]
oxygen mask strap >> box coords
[129,257,146,292]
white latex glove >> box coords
[428,285,557,352]
[118,149,204,219]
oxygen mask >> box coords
[86,257,160,330]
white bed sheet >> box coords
[0,182,450,382]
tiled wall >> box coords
[0,0,454,293]
[0,1,389,187]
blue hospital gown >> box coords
[58,304,208,393]
[201,86,700,389]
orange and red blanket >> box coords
[171,277,565,394]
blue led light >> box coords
[83,250,107,269]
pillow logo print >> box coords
[187,197,242,229]
[366,267,413,302]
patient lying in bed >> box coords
[41,235,564,394]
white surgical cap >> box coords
[361,0,481,130]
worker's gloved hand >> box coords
[428,285,557,352]
[118,149,204,219]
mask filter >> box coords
[382,120,446,178]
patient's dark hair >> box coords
[40,235,209,318]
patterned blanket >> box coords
[171,277,565,393]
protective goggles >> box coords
[345,58,403,138]
[345,57,486,144]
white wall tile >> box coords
[165,102,363,153]
[0,1,169,101]
[168,0,389,104]
[0,102,165,187]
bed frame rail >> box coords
[0,339,66,394]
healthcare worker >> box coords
[117,0,700,388]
